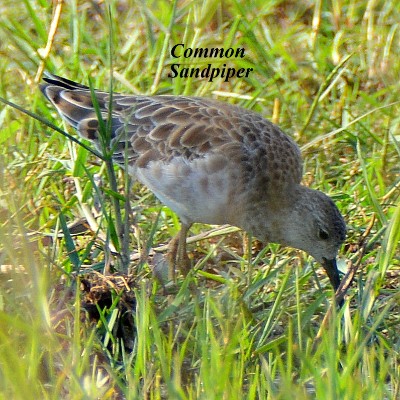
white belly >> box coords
[134,155,244,226]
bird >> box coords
[40,73,346,291]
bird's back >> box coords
[41,74,303,224]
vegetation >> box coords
[0,0,399,398]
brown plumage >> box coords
[40,73,346,290]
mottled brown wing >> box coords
[40,74,302,186]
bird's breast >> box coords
[134,153,248,226]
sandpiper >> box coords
[40,73,346,290]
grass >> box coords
[0,0,399,398]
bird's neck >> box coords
[237,186,300,243]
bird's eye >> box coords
[318,229,330,240]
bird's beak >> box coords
[322,257,341,291]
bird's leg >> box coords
[167,233,179,282]
[167,223,192,281]
[177,223,192,275]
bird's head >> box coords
[275,187,346,291]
